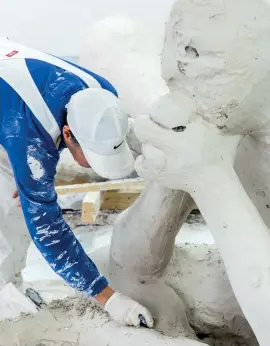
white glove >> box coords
[134,115,241,194]
[105,292,154,328]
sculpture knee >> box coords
[110,183,194,281]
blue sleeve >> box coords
[4,134,108,297]
[58,58,118,98]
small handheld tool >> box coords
[25,288,47,310]
[139,314,149,328]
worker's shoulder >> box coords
[58,58,118,97]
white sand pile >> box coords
[0,296,204,346]
[0,213,257,346]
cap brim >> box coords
[82,141,135,179]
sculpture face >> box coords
[162,0,270,132]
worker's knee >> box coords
[0,210,31,290]
[0,230,30,290]
[0,244,29,290]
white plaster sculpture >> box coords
[110,0,270,345]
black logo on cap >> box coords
[114,141,124,150]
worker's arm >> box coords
[5,135,153,327]
[6,136,109,298]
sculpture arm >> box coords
[192,165,270,346]
[134,115,270,345]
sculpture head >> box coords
[162,0,270,133]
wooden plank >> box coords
[56,178,145,195]
[55,177,91,186]
[82,191,103,223]
[102,191,140,210]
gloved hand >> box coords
[105,292,154,328]
[134,115,241,195]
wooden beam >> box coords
[56,178,145,195]
[55,177,92,186]
[102,191,140,210]
[82,191,103,223]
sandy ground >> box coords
[0,296,205,346]
[0,211,257,345]
[0,213,206,346]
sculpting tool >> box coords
[139,314,149,328]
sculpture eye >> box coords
[185,46,199,58]
[173,126,186,132]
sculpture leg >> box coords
[235,129,270,228]
[110,182,196,337]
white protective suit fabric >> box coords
[0,37,101,143]
[0,146,31,290]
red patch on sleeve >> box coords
[6,50,19,57]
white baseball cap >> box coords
[67,88,134,179]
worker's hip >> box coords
[0,145,17,215]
